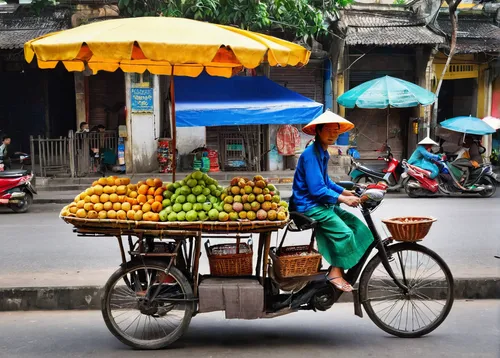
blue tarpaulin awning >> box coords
[174,75,323,127]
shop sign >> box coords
[131,87,153,112]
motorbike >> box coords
[401,156,497,198]
[349,143,404,191]
[0,170,37,213]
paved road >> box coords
[0,301,498,358]
[0,194,499,287]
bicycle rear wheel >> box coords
[101,260,194,349]
[359,243,454,338]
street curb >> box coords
[0,278,498,311]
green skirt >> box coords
[305,205,374,270]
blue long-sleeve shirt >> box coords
[290,141,345,213]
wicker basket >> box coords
[205,239,253,276]
[270,245,322,278]
[382,216,437,242]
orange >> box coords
[113,202,122,211]
[146,178,155,187]
[116,185,127,195]
[134,210,143,221]
[151,202,162,213]
[107,210,117,219]
[127,184,137,192]
[98,211,107,219]
[106,176,116,186]
[143,212,154,221]
[84,195,92,203]
[103,202,113,211]
[132,205,142,211]
[98,177,108,186]
[154,187,164,197]
[110,186,117,194]
[142,203,151,213]
[116,210,127,220]
[155,195,163,203]
[126,197,135,205]
[94,203,104,212]
[138,185,148,195]
[83,203,94,211]
[147,199,155,205]
[121,178,131,185]
[121,202,131,212]
[132,199,139,205]
[109,194,119,203]
[137,181,145,188]
[100,193,110,203]
[118,195,126,203]
[76,209,87,218]
[127,210,136,220]
[151,213,160,222]
[128,191,138,199]
[147,187,156,196]
[103,186,113,194]
[153,178,162,188]
[87,210,98,219]
[69,206,78,214]
[92,181,98,187]
[93,185,104,196]
[77,200,85,209]
[137,194,147,205]
[90,195,100,204]
[74,194,81,202]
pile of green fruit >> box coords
[219,175,288,222]
[159,171,224,222]
[159,172,288,222]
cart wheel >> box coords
[359,243,454,338]
[102,260,194,350]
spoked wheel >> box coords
[102,260,194,350]
[359,243,454,338]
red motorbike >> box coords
[0,170,37,213]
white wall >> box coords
[177,127,206,155]
[125,74,161,173]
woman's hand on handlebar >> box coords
[338,195,361,208]
[342,189,357,197]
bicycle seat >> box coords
[0,170,28,178]
[289,212,317,231]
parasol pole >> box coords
[170,74,177,183]
[386,107,390,143]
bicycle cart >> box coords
[62,182,454,350]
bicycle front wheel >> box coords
[359,243,454,338]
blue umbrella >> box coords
[337,76,436,140]
[337,76,436,109]
[440,116,496,135]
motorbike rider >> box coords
[0,134,11,170]
[451,135,485,184]
[290,112,374,293]
[408,136,442,179]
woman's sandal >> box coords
[326,276,353,292]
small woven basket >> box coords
[205,239,253,276]
[270,245,322,278]
[382,216,437,242]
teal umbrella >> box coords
[440,116,495,135]
[337,76,436,139]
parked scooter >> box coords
[401,157,497,198]
[0,170,37,213]
[349,143,404,191]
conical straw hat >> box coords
[302,110,354,136]
[418,136,439,146]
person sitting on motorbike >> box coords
[451,135,485,183]
[289,112,374,293]
[408,136,442,179]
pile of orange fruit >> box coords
[60,176,165,222]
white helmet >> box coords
[418,136,438,146]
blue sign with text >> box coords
[131,87,153,112]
